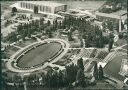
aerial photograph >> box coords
[1,0,127,90]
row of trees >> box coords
[2,58,105,89]
[93,62,104,80]
[2,64,78,88]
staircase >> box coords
[81,48,94,58]
[103,51,117,63]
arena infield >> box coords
[6,39,70,73]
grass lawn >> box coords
[104,54,127,81]
[17,42,62,68]
[5,46,19,58]
[15,39,37,48]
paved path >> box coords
[11,45,22,49]
[114,44,127,50]
[34,36,42,42]
[68,48,82,50]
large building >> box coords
[11,1,67,14]
[95,10,127,32]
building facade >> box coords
[18,1,67,14]
[95,11,127,32]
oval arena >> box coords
[6,39,70,73]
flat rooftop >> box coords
[20,1,66,7]
[95,10,127,20]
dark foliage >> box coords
[93,62,98,80]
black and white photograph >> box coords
[1,0,127,90]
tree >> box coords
[108,38,114,52]
[12,7,17,13]
[108,33,114,52]
[44,26,53,38]
[65,63,78,85]
[53,19,58,30]
[75,58,86,87]
[58,70,64,87]
[75,68,85,87]
[98,65,104,80]
[45,68,53,87]
[39,18,45,31]
[1,51,7,59]
[50,70,59,87]
[68,31,73,41]
[77,58,84,70]
[62,18,67,29]
[107,20,114,31]
[58,21,62,29]
[6,32,18,43]
[47,20,51,26]
[93,62,98,80]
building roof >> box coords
[95,10,127,20]
[20,1,66,8]
[96,12,120,19]
[112,10,127,16]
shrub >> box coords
[118,33,123,39]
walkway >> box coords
[34,36,42,42]
[11,45,22,49]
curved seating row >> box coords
[11,40,65,70]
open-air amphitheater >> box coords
[6,39,70,73]
[6,38,105,73]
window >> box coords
[40,6,42,11]
[20,2,23,8]
[31,4,34,9]
[45,6,48,12]
[49,7,51,13]
[23,2,25,8]
[44,6,46,12]
[28,3,31,9]
[42,6,44,12]
[25,3,27,8]
[47,7,51,13]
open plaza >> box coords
[1,0,128,90]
